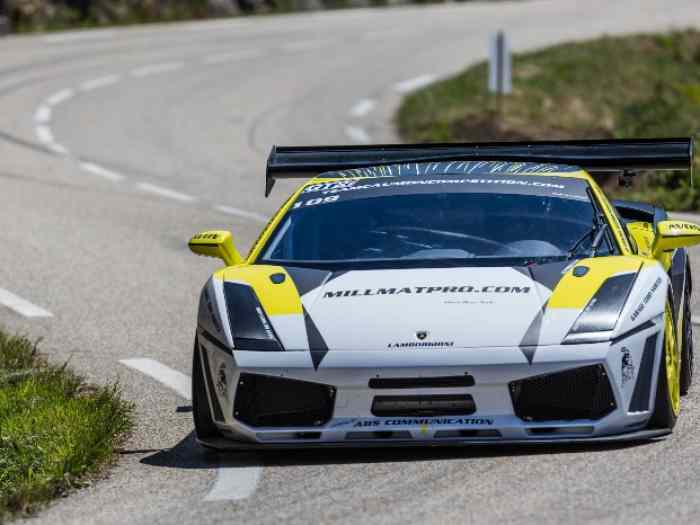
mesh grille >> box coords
[509,364,616,422]
[234,373,335,428]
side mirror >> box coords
[188,230,243,266]
[627,221,655,257]
[652,220,700,257]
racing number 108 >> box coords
[292,195,340,209]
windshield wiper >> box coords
[567,215,608,258]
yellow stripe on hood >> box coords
[547,256,642,310]
[219,265,303,316]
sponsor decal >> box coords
[667,222,700,234]
[630,277,662,322]
[216,363,227,397]
[303,180,361,193]
[444,299,494,305]
[621,347,634,386]
[387,341,455,349]
[308,177,567,197]
[352,417,494,427]
[191,232,223,241]
[323,285,531,299]
[415,330,428,341]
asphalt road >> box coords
[2,1,700,523]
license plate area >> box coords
[371,394,476,417]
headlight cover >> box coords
[224,282,284,351]
[563,272,637,345]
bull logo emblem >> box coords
[416,330,429,341]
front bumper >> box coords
[197,322,665,449]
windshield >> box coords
[260,174,615,267]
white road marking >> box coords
[42,30,115,44]
[120,357,263,501]
[0,288,53,318]
[46,88,75,106]
[35,126,69,154]
[344,125,371,144]
[349,98,376,118]
[34,105,52,124]
[203,49,262,65]
[80,74,121,92]
[35,125,55,144]
[119,358,191,400]
[214,205,268,224]
[394,74,436,94]
[205,459,263,502]
[48,143,69,155]
[131,62,185,78]
[80,162,125,182]
[137,182,196,202]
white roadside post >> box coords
[488,31,512,118]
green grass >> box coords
[0,331,133,519]
[397,30,700,210]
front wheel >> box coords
[648,304,680,430]
[192,338,221,440]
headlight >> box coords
[562,272,637,345]
[224,282,284,351]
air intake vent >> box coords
[234,373,335,427]
[509,364,616,422]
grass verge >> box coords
[0,330,133,519]
[397,30,700,210]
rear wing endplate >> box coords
[264,138,693,196]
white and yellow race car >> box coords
[188,139,697,449]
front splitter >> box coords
[197,427,671,451]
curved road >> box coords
[1,1,700,523]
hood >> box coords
[296,265,559,351]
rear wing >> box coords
[265,138,693,196]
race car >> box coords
[188,138,699,449]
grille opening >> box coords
[434,429,502,439]
[369,375,475,389]
[372,394,475,417]
[509,364,616,422]
[526,426,595,436]
[234,373,335,428]
[345,431,413,440]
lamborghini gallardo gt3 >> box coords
[188,138,698,449]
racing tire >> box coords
[648,316,679,431]
[680,278,694,396]
[192,338,221,441]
